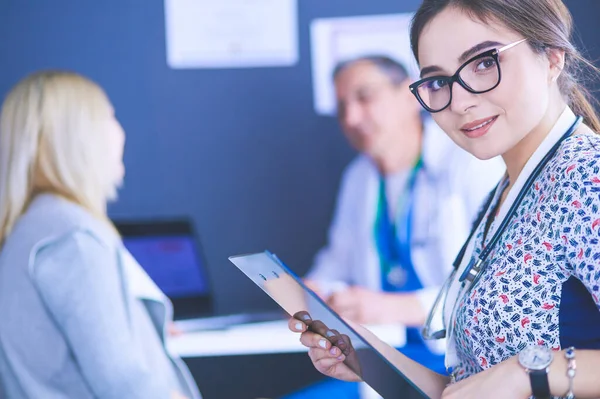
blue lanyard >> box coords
[374,158,423,290]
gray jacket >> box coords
[0,194,201,399]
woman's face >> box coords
[416,7,558,160]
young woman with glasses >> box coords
[288,1,600,398]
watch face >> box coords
[518,346,554,370]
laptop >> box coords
[113,219,283,332]
[229,250,429,399]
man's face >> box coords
[334,61,417,157]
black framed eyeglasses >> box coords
[409,39,527,113]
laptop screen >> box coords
[114,220,212,319]
[122,235,208,298]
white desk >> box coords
[168,319,406,358]
[168,320,404,399]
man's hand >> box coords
[326,286,391,324]
[327,286,426,325]
[167,322,183,337]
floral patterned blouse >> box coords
[451,130,600,381]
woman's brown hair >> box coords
[410,0,600,132]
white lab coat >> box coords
[307,120,506,352]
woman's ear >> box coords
[547,48,566,83]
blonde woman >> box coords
[0,71,201,399]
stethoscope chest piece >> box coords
[459,258,483,283]
[421,115,583,342]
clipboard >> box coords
[229,250,430,399]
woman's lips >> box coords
[460,116,498,139]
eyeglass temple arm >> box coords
[497,38,527,54]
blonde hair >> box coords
[0,70,119,245]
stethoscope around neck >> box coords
[421,115,583,341]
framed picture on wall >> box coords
[165,0,299,69]
[310,13,419,116]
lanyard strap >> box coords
[375,157,422,281]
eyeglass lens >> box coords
[416,54,500,112]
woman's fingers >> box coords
[289,310,313,332]
[293,311,312,324]
[300,332,343,362]
[288,311,348,368]
[308,346,345,368]
[296,325,351,356]
[300,330,328,349]
[328,329,350,356]
[287,311,359,381]
[288,317,307,332]
[309,320,332,338]
[313,351,346,371]
[289,310,315,333]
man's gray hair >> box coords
[332,55,409,85]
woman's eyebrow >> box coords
[419,40,505,78]
[458,40,504,63]
[419,65,444,78]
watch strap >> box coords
[530,369,551,399]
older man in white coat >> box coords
[290,56,505,398]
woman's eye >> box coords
[427,79,448,91]
[475,57,496,71]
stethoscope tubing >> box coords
[422,115,584,341]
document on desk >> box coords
[229,251,429,399]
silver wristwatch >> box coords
[518,346,554,399]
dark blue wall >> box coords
[0,0,597,314]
